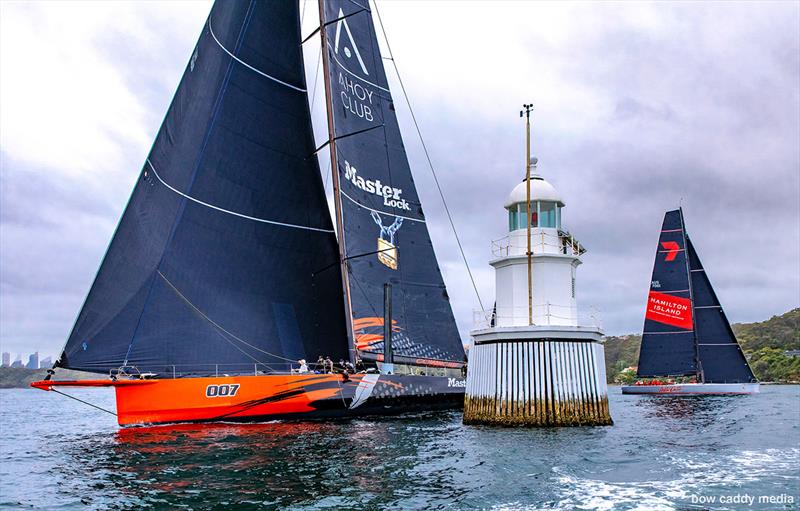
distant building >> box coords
[26,352,39,369]
[1,352,9,367]
[40,356,53,368]
[11,356,23,368]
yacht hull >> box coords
[620,383,759,395]
[33,373,465,426]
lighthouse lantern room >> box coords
[492,160,585,328]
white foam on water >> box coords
[543,448,800,511]
[551,470,681,511]
[667,448,800,486]
[476,447,800,511]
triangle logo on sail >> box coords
[334,8,369,76]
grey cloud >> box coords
[613,97,674,123]
[0,1,797,358]
[1,155,124,355]
[395,2,799,339]
[92,20,196,130]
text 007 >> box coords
[205,384,240,398]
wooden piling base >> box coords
[464,339,612,427]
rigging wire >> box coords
[310,46,323,114]
[323,159,332,194]
[50,388,117,417]
[372,1,485,311]
[157,271,299,366]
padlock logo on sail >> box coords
[372,212,403,270]
[377,238,397,270]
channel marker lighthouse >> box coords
[464,110,612,426]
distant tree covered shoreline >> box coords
[4,310,798,387]
[0,367,95,388]
[604,308,800,384]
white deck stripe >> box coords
[340,189,425,223]
[146,160,334,233]
[208,19,306,92]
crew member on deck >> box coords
[297,359,309,373]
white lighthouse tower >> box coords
[492,162,581,328]
[464,111,611,426]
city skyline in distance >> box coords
[0,351,52,370]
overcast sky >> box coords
[1,0,798,360]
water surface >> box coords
[1,386,797,510]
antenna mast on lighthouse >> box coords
[521,104,534,325]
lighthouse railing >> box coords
[472,304,603,330]
[491,230,584,258]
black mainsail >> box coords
[58,0,349,375]
[320,1,465,367]
[636,209,756,383]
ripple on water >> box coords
[0,386,798,510]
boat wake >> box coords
[549,448,800,511]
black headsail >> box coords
[687,236,757,383]
[636,209,697,378]
[57,0,349,375]
[320,0,465,367]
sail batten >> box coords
[208,18,307,92]
[145,160,335,232]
